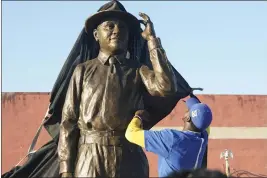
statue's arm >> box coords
[139,38,178,97]
[58,65,84,176]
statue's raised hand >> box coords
[139,12,156,41]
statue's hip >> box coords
[74,130,149,177]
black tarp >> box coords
[2,138,60,178]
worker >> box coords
[125,94,212,177]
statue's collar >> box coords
[97,51,129,65]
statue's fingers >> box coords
[141,12,151,22]
[138,12,146,20]
[139,12,149,21]
[138,20,147,26]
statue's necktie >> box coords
[101,57,122,129]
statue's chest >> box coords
[83,64,141,92]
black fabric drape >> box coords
[2,137,60,178]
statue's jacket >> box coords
[58,38,179,177]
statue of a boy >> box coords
[58,1,178,177]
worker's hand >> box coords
[134,110,150,123]
[189,93,201,103]
[189,92,196,98]
[61,173,73,178]
[189,88,203,101]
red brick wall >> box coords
[2,93,267,176]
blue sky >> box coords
[2,1,267,94]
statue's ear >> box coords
[93,29,99,42]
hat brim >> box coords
[85,10,141,35]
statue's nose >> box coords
[113,25,119,33]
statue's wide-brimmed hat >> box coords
[85,0,140,34]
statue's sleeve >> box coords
[139,38,178,97]
[58,64,84,174]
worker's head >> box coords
[182,96,212,132]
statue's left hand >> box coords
[139,12,156,41]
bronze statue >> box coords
[58,1,179,177]
[0,1,196,178]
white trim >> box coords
[151,127,267,139]
[194,138,204,169]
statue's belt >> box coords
[79,130,127,146]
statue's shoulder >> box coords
[73,58,100,75]
[78,57,99,68]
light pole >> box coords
[220,149,234,177]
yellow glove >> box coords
[206,126,210,136]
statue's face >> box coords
[94,18,129,55]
